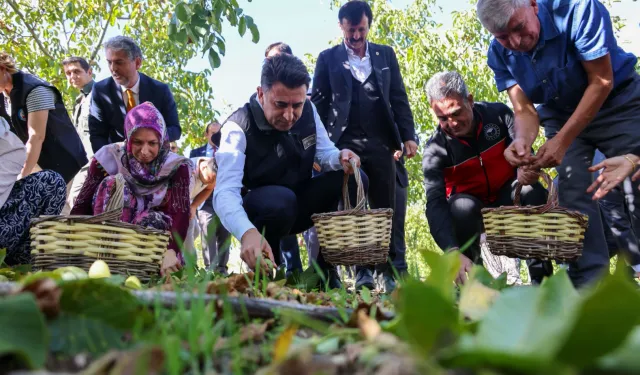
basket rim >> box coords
[31,215,169,235]
[481,204,588,227]
[311,207,393,220]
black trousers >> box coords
[337,137,396,277]
[242,170,368,271]
[449,180,553,284]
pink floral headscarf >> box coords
[93,102,192,215]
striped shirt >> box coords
[25,86,56,113]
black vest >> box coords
[225,94,317,191]
[0,71,87,182]
[343,73,392,146]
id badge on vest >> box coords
[302,134,316,150]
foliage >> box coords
[2,255,640,374]
[0,0,259,149]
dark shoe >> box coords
[383,273,397,293]
[355,268,375,291]
[320,268,342,290]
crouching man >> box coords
[214,54,366,289]
[422,71,552,285]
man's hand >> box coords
[529,135,571,170]
[455,252,474,286]
[403,140,418,159]
[240,228,276,274]
[504,138,534,167]
[339,148,361,174]
[587,154,639,200]
[517,168,540,186]
[161,249,182,276]
[393,150,403,161]
[189,205,197,220]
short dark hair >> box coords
[61,56,91,72]
[265,42,293,57]
[204,121,220,136]
[261,53,311,91]
[338,0,373,27]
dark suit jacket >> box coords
[311,42,416,151]
[88,73,180,153]
[189,144,207,158]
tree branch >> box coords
[90,2,117,62]
[5,0,54,60]
[67,9,87,52]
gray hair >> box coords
[425,71,469,103]
[476,0,530,33]
[104,36,143,61]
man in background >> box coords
[312,1,417,290]
[62,56,95,213]
[89,35,181,153]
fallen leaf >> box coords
[16,278,61,319]
[274,324,298,362]
[459,279,501,321]
[357,309,381,341]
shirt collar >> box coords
[344,40,370,60]
[81,80,94,95]
[120,73,140,94]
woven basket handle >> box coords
[514,171,557,210]
[341,158,366,212]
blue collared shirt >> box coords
[487,0,637,111]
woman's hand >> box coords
[587,154,639,200]
[189,204,197,220]
[161,249,182,276]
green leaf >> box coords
[360,286,372,304]
[175,2,190,23]
[216,38,226,56]
[208,49,221,69]
[556,270,640,367]
[49,313,126,355]
[397,279,458,354]
[175,29,188,45]
[0,294,48,369]
[248,22,260,44]
[238,17,247,37]
[442,270,580,372]
[420,250,459,302]
[59,278,153,331]
[0,248,6,265]
[459,279,500,321]
[597,326,640,373]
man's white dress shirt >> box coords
[213,101,342,241]
[345,41,372,83]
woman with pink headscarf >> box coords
[72,102,192,275]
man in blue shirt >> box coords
[477,0,640,287]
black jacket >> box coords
[89,73,180,153]
[422,102,516,251]
[311,42,416,150]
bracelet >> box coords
[624,155,637,172]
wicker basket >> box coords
[30,210,170,281]
[311,160,393,266]
[481,173,588,262]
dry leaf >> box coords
[17,278,61,319]
[356,309,381,341]
[273,324,298,362]
[459,279,500,321]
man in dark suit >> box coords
[312,0,417,290]
[189,121,230,273]
[89,36,180,153]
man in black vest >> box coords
[214,54,366,288]
[312,0,417,290]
